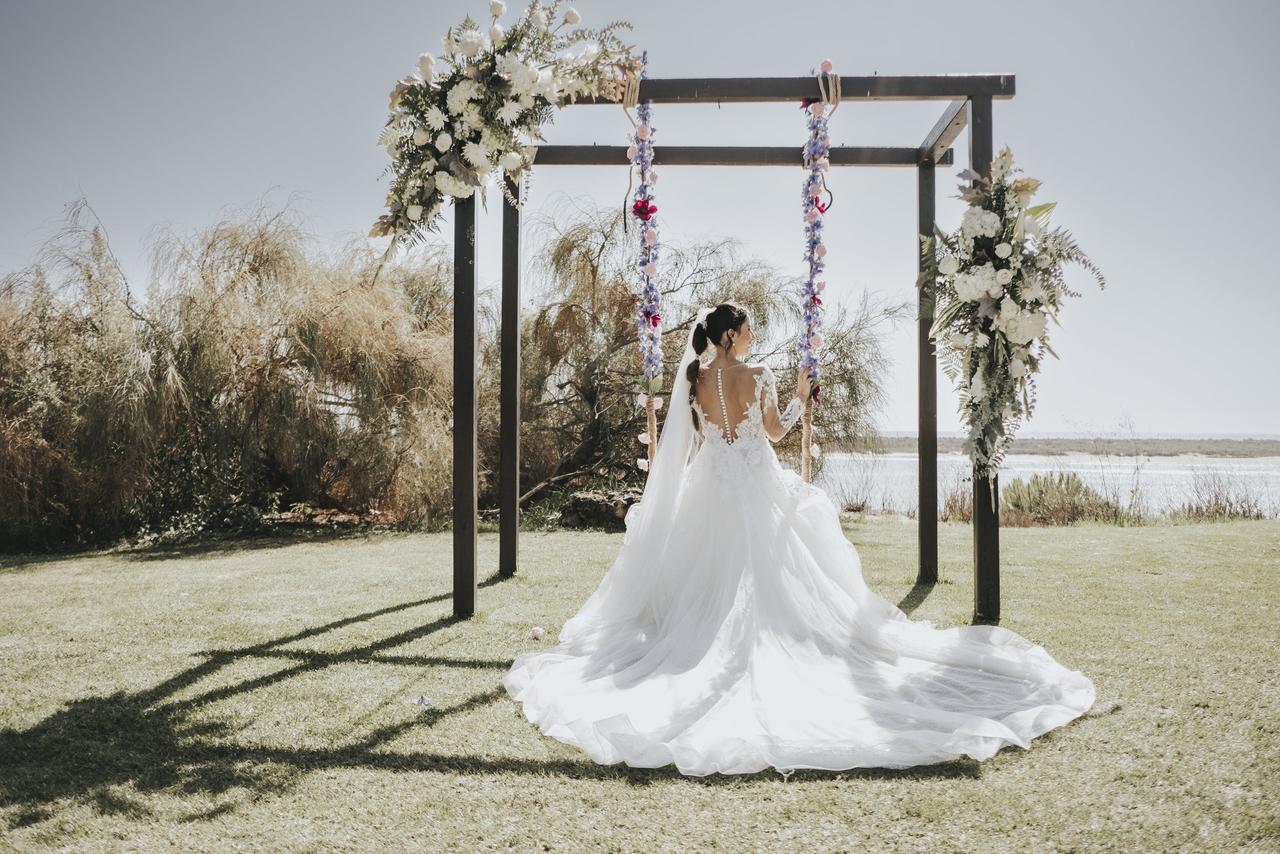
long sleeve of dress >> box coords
[758,365,803,442]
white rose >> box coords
[434,132,453,152]
[490,0,506,16]
[406,204,424,221]
[499,151,525,171]
[417,53,435,79]
[412,127,430,146]
[1009,358,1027,378]
[490,24,505,42]
[995,268,1013,285]
[938,255,959,276]
[995,242,1012,259]
[564,8,581,24]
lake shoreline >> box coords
[861,436,1280,458]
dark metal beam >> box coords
[532,145,953,167]
[968,93,1000,625]
[571,75,1015,104]
[452,196,478,618]
[920,100,969,164]
[499,174,521,579]
[916,160,938,585]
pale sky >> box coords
[2,0,1276,436]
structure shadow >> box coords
[0,567,987,832]
[896,581,935,616]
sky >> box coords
[1,0,1276,437]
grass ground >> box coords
[1,517,1277,852]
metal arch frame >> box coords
[452,74,1013,624]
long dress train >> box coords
[502,356,1095,776]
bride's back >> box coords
[693,362,765,442]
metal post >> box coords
[916,159,938,585]
[453,196,477,618]
[499,174,521,578]
[968,93,1000,624]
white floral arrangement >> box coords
[370,1,637,245]
[920,146,1106,479]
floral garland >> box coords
[798,67,833,404]
[370,1,636,245]
[627,54,662,471]
[920,145,1106,481]
[798,60,836,477]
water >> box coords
[815,452,1280,516]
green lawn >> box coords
[1,518,1277,852]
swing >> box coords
[621,60,841,482]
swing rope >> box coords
[798,68,839,481]
[622,56,662,467]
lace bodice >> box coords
[691,365,803,450]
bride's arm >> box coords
[757,366,804,443]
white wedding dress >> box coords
[503,316,1095,777]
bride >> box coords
[503,302,1095,776]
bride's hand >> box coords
[796,365,812,402]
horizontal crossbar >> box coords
[531,145,954,167]
[570,75,1015,104]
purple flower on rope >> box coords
[630,52,663,388]
[798,73,834,400]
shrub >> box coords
[1170,469,1267,522]
[1,199,456,550]
[1000,471,1122,526]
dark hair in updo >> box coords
[685,302,750,426]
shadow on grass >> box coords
[0,564,990,831]
[0,526,421,573]
[896,581,935,615]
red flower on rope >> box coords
[632,199,658,221]
[650,313,661,327]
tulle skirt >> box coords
[503,438,1096,776]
